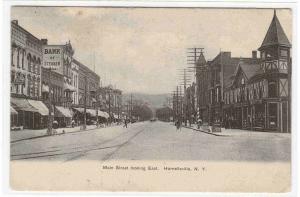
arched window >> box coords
[17,48,20,68]
[27,75,31,96]
[11,48,14,67]
[22,49,25,69]
[32,76,36,97]
[37,58,41,75]
[32,56,36,74]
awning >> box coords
[103,111,110,119]
[11,97,38,112]
[28,100,49,116]
[73,107,84,113]
[11,106,18,115]
[42,84,49,93]
[86,109,96,117]
[97,110,109,119]
[63,83,76,92]
[55,106,73,118]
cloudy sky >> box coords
[11,7,292,94]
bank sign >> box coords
[42,46,63,71]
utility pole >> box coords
[108,88,111,124]
[83,74,87,130]
[47,68,53,135]
[130,94,133,121]
[187,47,205,125]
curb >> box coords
[10,124,120,143]
[182,126,230,137]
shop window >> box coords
[268,80,278,98]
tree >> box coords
[156,107,173,121]
[132,104,153,121]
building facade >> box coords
[11,20,49,129]
[41,41,75,127]
[75,58,100,109]
[193,10,291,132]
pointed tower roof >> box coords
[259,10,291,50]
[196,52,206,67]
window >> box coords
[27,54,31,72]
[261,51,265,60]
[11,72,15,83]
[241,78,245,85]
[17,48,20,68]
[21,50,25,69]
[280,49,288,57]
[268,80,278,98]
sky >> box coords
[11,7,292,94]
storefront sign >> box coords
[42,46,63,71]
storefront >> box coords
[73,107,109,125]
[11,97,49,129]
[10,106,18,129]
[54,106,73,127]
[27,99,49,129]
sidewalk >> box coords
[183,124,290,137]
[10,124,120,142]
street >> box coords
[11,121,291,162]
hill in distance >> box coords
[122,93,170,109]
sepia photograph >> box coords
[4,3,296,194]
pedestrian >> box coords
[176,119,181,131]
[71,119,75,128]
[123,119,128,128]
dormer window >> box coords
[241,78,245,85]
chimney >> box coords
[252,50,257,59]
[12,20,18,25]
[41,39,48,45]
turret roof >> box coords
[196,52,207,66]
[259,10,291,50]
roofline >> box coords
[11,21,42,44]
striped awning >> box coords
[98,110,109,119]
[11,97,38,112]
[55,106,73,118]
[28,99,49,116]
[86,109,96,117]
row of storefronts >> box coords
[10,20,123,130]
[10,96,116,130]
